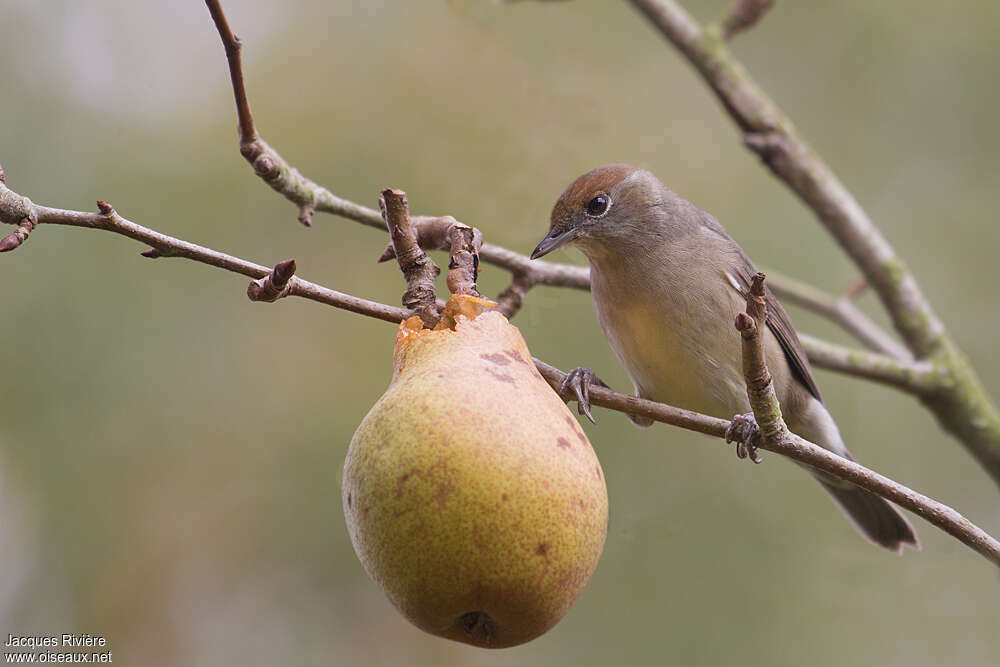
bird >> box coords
[530,164,918,553]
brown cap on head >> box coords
[531,164,642,259]
[550,164,639,226]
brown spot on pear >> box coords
[480,352,511,366]
[484,367,517,385]
[342,295,608,649]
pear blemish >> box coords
[342,294,608,649]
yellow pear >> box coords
[343,295,608,648]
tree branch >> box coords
[798,333,940,394]
[380,189,441,327]
[205,0,256,144]
[535,358,1000,568]
[2,170,997,567]
[764,267,910,360]
[0,176,409,323]
[205,0,387,228]
[495,273,533,318]
[730,274,999,567]
[533,358,730,439]
[377,213,484,299]
[624,0,1000,486]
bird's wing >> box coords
[726,252,823,402]
[695,209,823,402]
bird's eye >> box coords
[585,194,611,217]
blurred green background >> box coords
[2,0,998,664]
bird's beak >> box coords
[530,227,579,259]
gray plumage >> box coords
[533,164,918,552]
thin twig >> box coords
[0,213,36,252]
[204,1,382,227]
[378,214,483,298]
[533,358,730,439]
[764,267,910,360]
[842,275,869,301]
[0,180,408,323]
[720,0,775,41]
[380,189,441,327]
[495,273,533,318]
[377,215,467,260]
[205,0,256,144]
[798,333,940,394]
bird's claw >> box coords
[559,367,607,424]
[725,412,762,464]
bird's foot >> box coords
[725,412,762,464]
[559,367,650,426]
[559,367,608,424]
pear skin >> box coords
[343,298,608,648]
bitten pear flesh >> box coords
[343,304,608,648]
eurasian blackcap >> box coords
[532,164,917,552]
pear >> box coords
[343,295,608,648]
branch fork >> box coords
[0,169,37,253]
[378,189,485,328]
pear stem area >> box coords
[378,189,484,328]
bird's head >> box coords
[531,164,683,262]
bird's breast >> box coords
[590,263,748,419]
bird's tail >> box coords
[813,473,919,553]
[792,399,919,553]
